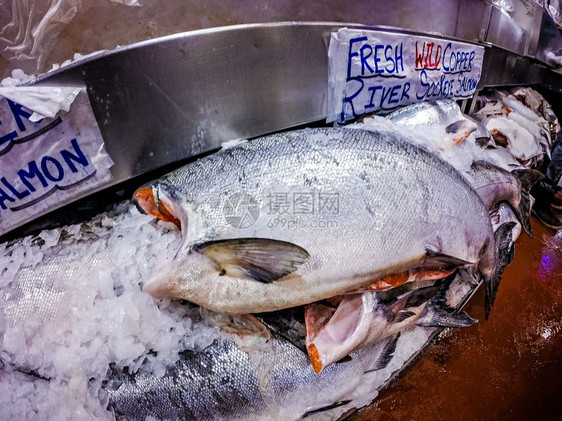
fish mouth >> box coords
[489,129,509,148]
[134,184,184,231]
[304,265,458,373]
[305,294,372,374]
[135,183,191,297]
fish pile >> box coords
[471,88,559,169]
[0,88,558,420]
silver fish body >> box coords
[464,160,531,236]
[136,127,497,315]
[105,332,381,420]
[472,93,548,168]
[387,99,465,128]
[386,100,491,146]
[511,87,560,141]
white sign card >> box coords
[327,29,485,123]
[0,89,113,235]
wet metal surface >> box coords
[355,218,562,420]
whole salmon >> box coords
[135,126,500,315]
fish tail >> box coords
[416,275,477,328]
[511,168,546,237]
[483,221,517,319]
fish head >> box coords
[134,182,190,238]
[134,182,218,303]
[134,182,313,313]
[305,294,377,374]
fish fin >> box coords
[390,310,417,323]
[365,333,401,373]
[400,285,441,309]
[512,168,546,192]
[415,276,478,328]
[376,278,439,304]
[445,120,466,134]
[457,266,480,286]
[202,311,271,338]
[386,284,440,317]
[335,355,353,364]
[511,168,546,237]
[193,238,310,283]
[484,221,517,319]
[417,306,477,328]
[301,400,352,418]
[256,308,307,352]
[200,312,274,353]
[423,249,472,268]
[382,273,458,315]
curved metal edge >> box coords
[32,21,489,86]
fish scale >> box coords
[106,335,377,420]
[137,125,496,315]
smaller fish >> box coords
[507,107,552,160]
[387,100,465,128]
[304,278,476,373]
[501,96,543,124]
[511,87,544,117]
[387,100,482,145]
[513,86,557,135]
[473,91,554,166]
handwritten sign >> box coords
[327,29,485,123]
[0,89,113,235]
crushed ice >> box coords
[0,202,220,420]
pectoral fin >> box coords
[390,311,417,323]
[423,249,472,268]
[417,306,477,328]
[365,333,401,373]
[193,238,310,283]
